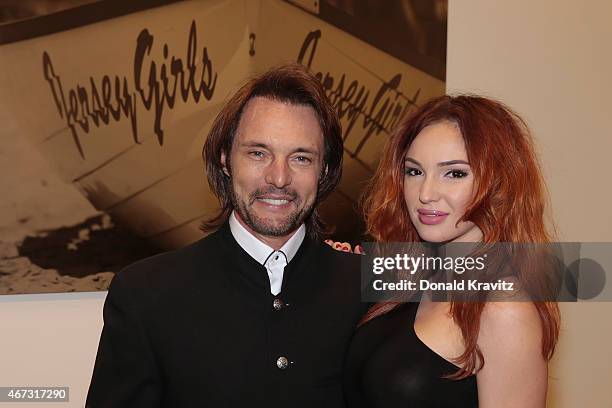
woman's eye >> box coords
[446,169,468,178]
[404,167,422,176]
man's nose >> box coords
[265,158,292,188]
[419,176,440,203]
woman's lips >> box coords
[417,209,449,225]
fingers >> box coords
[333,242,352,252]
[325,240,363,253]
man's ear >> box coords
[221,151,230,177]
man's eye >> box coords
[294,156,312,164]
[404,167,422,176]
[249,151,265,159]
[446,169,468,178]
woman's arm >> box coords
[476,301,548,408]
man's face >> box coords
[222,96,325,246]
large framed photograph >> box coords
[0,0,447,294]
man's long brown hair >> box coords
[201,63,343,238]
[360,94,560,379]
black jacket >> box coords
[86,222,367,407]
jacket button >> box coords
[273,298,284,310]
[276,356,289,370]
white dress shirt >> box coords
[229,211,305,295]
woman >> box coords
[343,95,560,407]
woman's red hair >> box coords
[360,94,560,379]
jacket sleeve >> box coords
[86,269,162,407]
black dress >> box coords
[343,301,478,408]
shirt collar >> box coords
[229,211,306,266]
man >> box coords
[86,63,367,407]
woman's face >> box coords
[403,121,483,243]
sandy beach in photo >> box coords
[0,109,160,295]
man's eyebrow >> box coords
[240,141,269,149]
[404,157,470,167]
[293,147,319,156]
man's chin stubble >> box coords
[242,208,304,237]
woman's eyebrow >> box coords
[404,158,469,167]
[404,157,421,166]
[438,160,470,166]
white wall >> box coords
[0,292,105,407]
[447,1,612,407]
[0,1,611,407]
